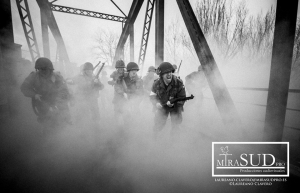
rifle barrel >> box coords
[178,60,183,73]
[93,61,101,71]
[96,63,105,78]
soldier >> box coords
[124,62,144,99]
[109,60,128,125]
[123,62,144,115]
[150,62,186,136]
[172,64,178,74]
[20,57,71,131]
[109,60,126,84]
[185,65,207,110]
[142,66,157,95]
[99,70,110,110]
[67,62,104,122]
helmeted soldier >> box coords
[142,66,158,94]
[150,62,186,135]
[172,64,177,73]
[108,60,128,125]
[99,70,110,110]
[124,62,144,99]
[185,65,207,110]
[109,59,126,84]
[67,62,104,122]
[20,57,71,129]
[123,62,144,117]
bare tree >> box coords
[180,30,196,58]
[165,18,182,64]
[92,29,129,66]
[246,7,275,60]
[293,18,300,69]
[195,0,275,62]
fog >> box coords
[1,0,299,192]
[1,54,297,193]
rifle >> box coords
[121,75,128,93]
[177,60,183,74]
[31,96,58,116]
[95,62,105,79]
[107,71,128,93]
[162,94,194,107]
[107,77,127,91]
[93,61,101,71]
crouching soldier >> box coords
[150,62,186,136]
[67,62,104,122]
[20,57,71,132]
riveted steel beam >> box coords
[113,0,144,66]
[177,0,240,125]
[51,4,126,23]
[16,0,40,62]
[264,0,298,142]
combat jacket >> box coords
[20,71,70,103]
[110,71,127,103]
[110,71,126,95]
[69,74,104,99]
[143,73,157,93]
[150,75,186,107]
[185,70,207,95]
[123,74,144,99]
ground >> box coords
[0,89,299,193]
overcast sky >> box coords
[11,0,277,67]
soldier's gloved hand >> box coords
[156,103,163,108]
[166,101,174,107]
[35,94,42,101]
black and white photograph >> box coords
[0,0,299,192]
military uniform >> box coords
[124,73,144,99]
[185,66,207,109]
[143,73,157,94]
[69,73,104,121]
[150,74,186,132]
[21,70,71,124]
[99,71,110,110]
[124,72,144,118]
[110,70,127,115]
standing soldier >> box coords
[185,65,207,111]
[150,62,186,136]
[99,70,110,110]
[67,62,104,122]
[142,66,157,95]
[123,62,144,115]
[109,60,128,126]
[20,57,71,132]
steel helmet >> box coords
[173,64,177,70]
[83,62,94,70]
[126,62,139,71]
[115,60,125,68]
[156,62,175,76]
[148,66,156,72]
[35,57,54,70]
